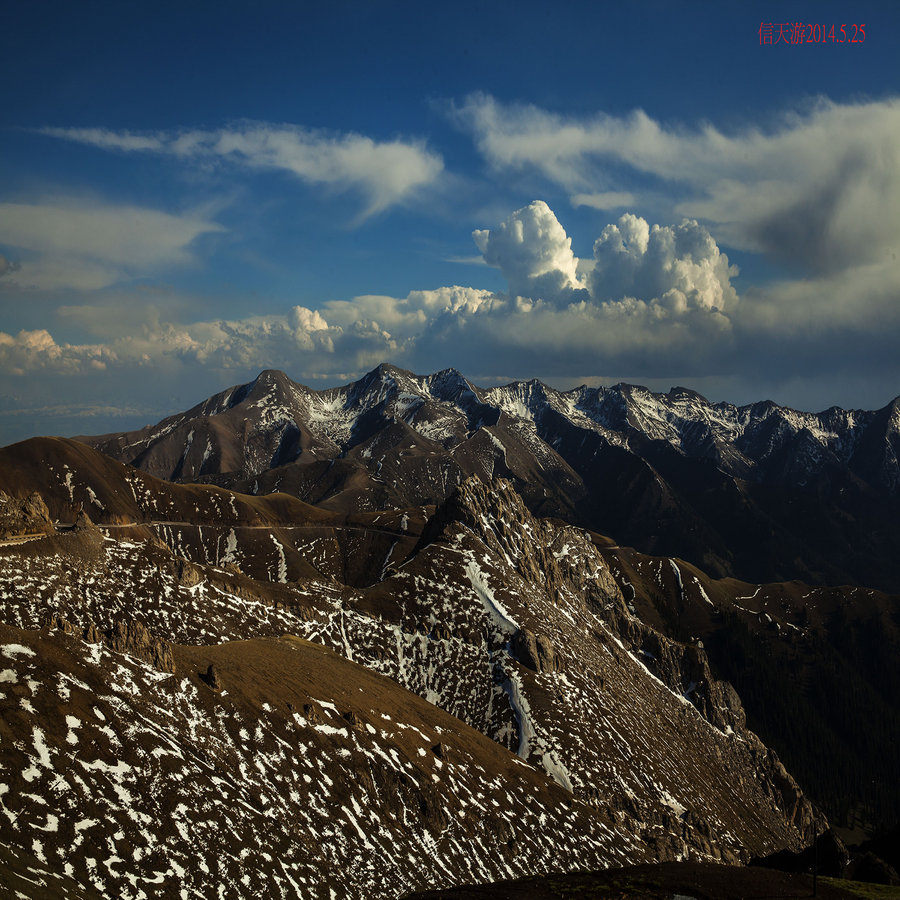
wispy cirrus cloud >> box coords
[39,122,444,218]
[571,191,637,211]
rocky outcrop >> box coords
[511,628,560,672]
[418,476,622,610]
[597,588,747,735]
[200,662,223,690]
[73,507,98,532]
[105,618,175,672]
[174,557,203,587]
[46,612,175,673]
[0,490,54,539]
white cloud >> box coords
[0,302,370,377]
[454,93,900,275]
[0,284,503,381]
[1,200,893,418]
[472,200,584,303]
[0,200,224,291]
[417,295,732,368]
[39,127,164,152]
[469,202,737,319]
[571,191,636,211]
[0,329,116,375]
[445,254,488,266]
[41,123,444,217]
[344,206,737,375]
[0,201,222,267]
[591,214,738,314]
[322,285,497,337]
[1,257,123,292]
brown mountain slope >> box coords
[0,436,427,586]
[598,544,900,832]
[0,435,339,526]
[1,622,630,899]
[73,365,900,592]
[0,463,823,896]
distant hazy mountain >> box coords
[79,364,900,591]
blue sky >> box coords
[1,0,899,443]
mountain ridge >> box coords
[76,364,900,591]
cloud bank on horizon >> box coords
[2,84,900,436]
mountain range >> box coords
[1,364,898,896]
[80,364,900,591]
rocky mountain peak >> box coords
[76,364,900,591]
[254,367,289,385]
[424,367,477,402]
[354,362,417,395]
[241,367,299,405]
[667,386,710,404]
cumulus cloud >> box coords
[470,202,737,319]
[40,123,444,217]
[0,284,505,382]
[127,308,342,369]
[0,306,339,377]
[591,214,738,314]
[0,200,224,291]
[322,285,498,340]
[378,203,735,375]
[0,329,116,375]
[454,93,900,275]
[472,200,584,304]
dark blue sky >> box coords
[1,1,899,442]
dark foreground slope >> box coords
[404,862,879,899]
[598,545,900,831]
[76,365,900,591]
[0,443,822,897]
